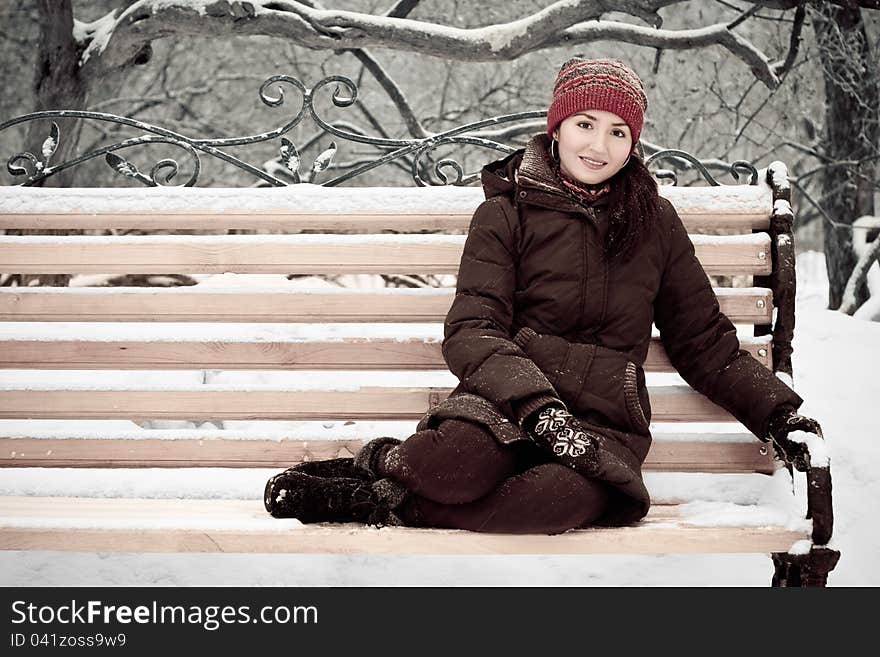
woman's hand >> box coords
[765,406,824,471]
[524,404,600,478]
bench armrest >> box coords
[805,464,834,545]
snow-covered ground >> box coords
[0,250,876,586]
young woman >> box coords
[264,58,823,534]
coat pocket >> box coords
[573,344,633,432]
[511,326,577,391]
[623,361,650,434]
[514,327,646,433]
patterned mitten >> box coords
[524,404,600,478]
[765,406,824,471]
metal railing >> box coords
[2,74,757,188]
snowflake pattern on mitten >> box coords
[533,406,570,434]
[532,406,596,458]
[553,426,592,457]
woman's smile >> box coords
[579,156,607,170]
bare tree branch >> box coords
[840,216,880,314]
[298,0,428,137]
[774,1,808,75]
[383,0,422,19]
[562,19,781,86]
[751,0,879,9]
[73,0,796,88]
[345,48,430,138]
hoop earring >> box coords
[623,155,631,168]
[550,139,559,161]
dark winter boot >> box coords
[353,436,402,479]
[264,470,412,527]
[282,457,373,480]
[367,477,412,527]
[264,471,375,523]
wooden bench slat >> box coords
[0,385,735,421]
[0,209,771,231]
[0,182,774,232]
[0,465,782,505]
[0,235,772,276]
[0,288,774,323]
[0,335,773,371]
[0,496,806,554]
[0,212,476,232]
[0,437,775,473]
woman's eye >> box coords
[578,122,592,129]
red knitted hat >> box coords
[546,58,647,152]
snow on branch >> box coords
[562,20,778,87]
[71,0,780,87]
[840,215,880,315]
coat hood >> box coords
[480,133,611,214]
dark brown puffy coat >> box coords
[422,133,802,526]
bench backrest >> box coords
[0,165,796,480]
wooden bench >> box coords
[0,165,839,586]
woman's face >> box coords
[552,110,633,184]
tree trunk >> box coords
[810,1,879,310]
[16,0,90,287]
[27,0,89,187]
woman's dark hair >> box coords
[603,154,663,264]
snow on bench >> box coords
[0,163,839,586]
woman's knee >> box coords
[383,418,517,504]
[411,463,613,534]
[522,463,611,533]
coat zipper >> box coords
[578,219,588,334]
[580,206,601,339]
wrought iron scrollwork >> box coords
[1,74,757,187]
[644,149,758,186]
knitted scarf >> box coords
[551,159,611,206]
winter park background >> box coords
[1,1,880,586]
